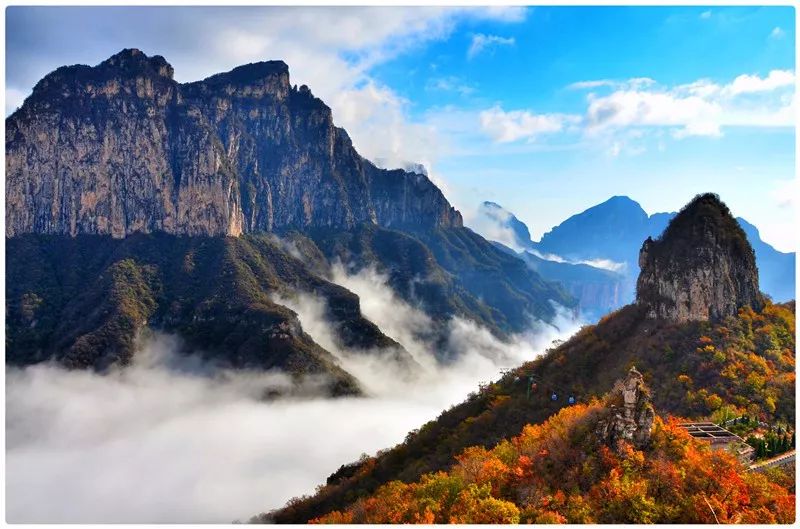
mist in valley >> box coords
[6,265,582,523]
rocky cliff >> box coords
[636,193,763,322]
[595,366,655,451]
[6,49,461,238]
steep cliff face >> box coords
[6,49,461,238]
[636,193,763,322]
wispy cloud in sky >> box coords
[479,106,580,143]
[481,70,795,144]
[467,33,515,59]
[770,26,786,40]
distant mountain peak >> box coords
[475,200,533,250]
[636,193,763,322]
[603,195,641,206]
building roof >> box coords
[678,422,742,442]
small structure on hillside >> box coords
[678,422,755,462]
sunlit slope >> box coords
[311,388,795,523]
[261,301,795,522]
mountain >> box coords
[6,48,460,238]
[637,193,763,322]
[475,201,632,320]
[261,193,794,522]
[537,195,651,265]
[536,196,794,302]
[514,249,630,321]
[6,233,428,395]
[478,201,533,250]
[5,49,576,386]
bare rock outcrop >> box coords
[636,193,762,322]
[6,49,462,238]
[596,366,655,451]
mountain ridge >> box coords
[7,48,462,239]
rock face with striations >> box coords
[6,49,462,238]
[636,193,763,323]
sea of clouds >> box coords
[6,265,581,523]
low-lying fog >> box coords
[6,265,582,523]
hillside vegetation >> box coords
[311,400,795,524]
[263,300,795,522]
[6,233,417,395]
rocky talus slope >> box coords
[637,193,763,322]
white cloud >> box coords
[568,79,617,90]
[480,105,580,143]
[725,69,794,96]
[770,26,785,39]
[584,70,795,138]
[770,178,798,210]
[569,77,655,91]
[700,10,712,19]
[467,33,515,59]
[469,6,527,23]
[476,70,794,149]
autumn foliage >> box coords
[312,402,795,524]
[264,302,795,524]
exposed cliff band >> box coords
[6,49,462,238]
[636,193,763,322]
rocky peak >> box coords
[636,193,762,322]
[99,48,175,80]
[184,60,290,100]
[596,366,655,451]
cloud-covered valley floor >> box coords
[6,267,581,523]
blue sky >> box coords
[5,6,796,251]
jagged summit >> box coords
[6,49,462,238]
[636,193,762,322]
[99,48,174,78]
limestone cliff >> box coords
[6,49,462,238]
[636,193,762,322]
